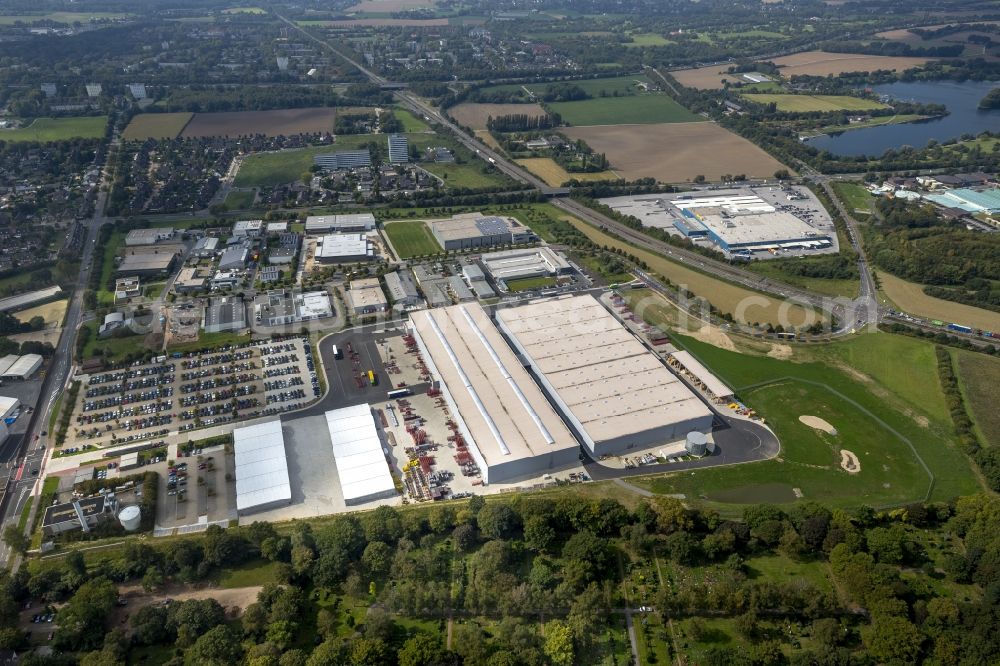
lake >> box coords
[805,79,1000,157]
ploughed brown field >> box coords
[180,108,337,138]
[448,102,548,131]
[561,122,790,183]
[347,0,436,10]
[672,51,933,89]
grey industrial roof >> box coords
[409,303,578,468]
[233,420,292,513]
[325,404,396,504]
[496,295,712,446]
[205,299,246,329]
[0,286,63,313]
[669,351,734,399]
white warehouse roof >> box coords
[325,404,397,505]
[1,354,42,380]
[0,396,19,418]
[233,420,292,514]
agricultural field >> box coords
[955,350,1000,445]
[515,157,618,186]
[347,0,437,10]
[300,17,449,26]
[382,220,442,258]
[0,12,129,24]
[13,299,68,327]
[561,122,789,182]
[0,116,107,143]
[623,33,674,47]
[672,52,933,89]
[221,6,266,13]
[549,94,703,126]
[180,107,337,138]
[121,112,193,141]
[741,94,889,112]
[878,271,1000,332]
[448,102,548,131]
[769,51,934,77]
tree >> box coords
[543,620,575,666]
[398,633,453,666]
[362,541,392,577]
[866,525,907,564]
[652,498,693,534]
[861,615,924,663]
[350,637,391,666]
[189,625,243,665]
[131,605,170,646]
[477,503,519,540]
[452,523,477,552]
[53,577,119,652]
[2,526,28,555]
[265,620,296,651]
[306,639,347,666]
[524,515,555,553]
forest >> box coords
[2,492,1000,665]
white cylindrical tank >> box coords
[118,505,141,531]
[686,431,708,457]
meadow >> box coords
[420,162,508,190]
[382,221,442,258]
[742,94,888,112]
[0,117,107,143]
[955,350,1000,446]
[0,12,128,24]
[831,181,874,214]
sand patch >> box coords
[840,449,860,473]
[682,325,737,351]
[799,414,837,434]
[767,343,793,359]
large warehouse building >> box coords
[496,295,713,456]
[429,213,534,251]
[480,247,572,282]
[600,188,835,256]
[233,420,292,515]
[315,234,374,263]
[409,303,580,483]
[325,404,397,505]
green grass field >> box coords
[382,221,442,259]
[216,559,281,588]
[503,276,557,292]
[715,29,789,40]
[548,95,703,125]
[746,260,859,299]
[224,189,256,209]
[393,108,431,132]
[481,75,657,101]
[0,116,107,143]
[742,94,889,112]
[832,180,874,215]
[221,6,266,13]
[81,320,150,360]
[168,330,250,353]
[121,113,193,141]
[95,230,125,307]
[954,350,1000,446]
[420,162,508,189]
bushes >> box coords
[54,381,80,446]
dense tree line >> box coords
[3,491,1000,664]
[486,113,560,133]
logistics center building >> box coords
[409,303,580,483]
[496,295,713,456]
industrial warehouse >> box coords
[324,404,397,505]
[233,420,293,515]
[599,186,836,257]
[479,247,572,283]
[429,213,535,251]
[496,295,714,457]
[409,303,581,483]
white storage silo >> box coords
[118,505,141,532]
[685,431,708,457]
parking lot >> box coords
[65,337,320,453]
[153,449,237,534]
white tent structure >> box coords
[233,420,292,515]
[325,404,397,506]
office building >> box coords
[387,134,409,164]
